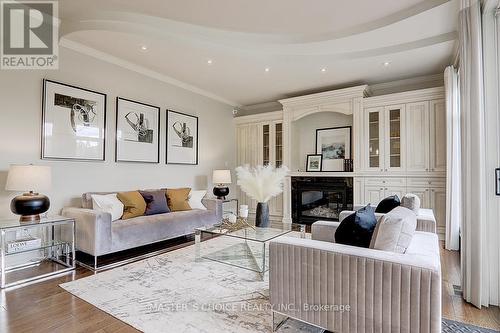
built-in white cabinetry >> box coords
[429,99,446,173]
[406,101,430,172]
[235,112,284,221]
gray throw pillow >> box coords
[370,206,417,253]
[401,193,421,214]
[139,190,170,215]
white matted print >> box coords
[116,98,160,163]
[315,126,351,171]
[42,79,106,161]
[166,110,198,165]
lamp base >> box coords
[213,186,229,200]
[19,214,41,223]
[10,193,50,223]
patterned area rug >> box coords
[61,234,499,333]
[442,319,499,333]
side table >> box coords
[0,216,75,288]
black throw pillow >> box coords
[335,204,378,248]
[375,195,401,213]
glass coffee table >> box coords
[194,222,305,279]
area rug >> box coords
[61,233,322,333]
[61,235,499,333]
[442,319,499,333]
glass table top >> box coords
[0,215,73,230]
[196,223,294,243]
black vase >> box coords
[255,202,270,228]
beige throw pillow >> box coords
[371,206,417,253]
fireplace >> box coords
[291,177,353,224]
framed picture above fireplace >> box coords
[315,126,351,171]
[306,154,322,172]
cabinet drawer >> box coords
[365,178,406,187]
[407,178,445,188]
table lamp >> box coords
[5,165,52,222]
[212,169,231,200]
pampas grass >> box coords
[235,165,289,203]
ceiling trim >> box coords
[279,85,369,108]
[59,38,241,107]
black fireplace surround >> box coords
[291,177,353,225]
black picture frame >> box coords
[496,168,500,196]
[306,154,323,172]
[315,126,352,172]
[41,79,107,161]
[166,110,199,165]
[115,97,161,163]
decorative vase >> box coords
[255,202,270,228]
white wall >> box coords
[0,47,235,219]
[290,112,353,171]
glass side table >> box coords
[0,216,75,288]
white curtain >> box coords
[444,66,461,251]
[458,0,488,308]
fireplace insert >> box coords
[291,177,353,224]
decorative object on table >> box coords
[5,165,52,222]
[306,154,322,172]
[218,216,255,232]
[115,97,160,163]
[6,236,42,253]
[343,158,354,172]
[166,110,198,165]
[235,164,288,227]
[315,126,351,171]
[496,168,500,196]
[42,79,106,161]
[212,169,232,199]
[239,204,249,218]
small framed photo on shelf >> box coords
[306,154,322,172]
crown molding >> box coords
[279,85,369,108]
[59,38,241,107]
[364,86,445,107]
[368,73,444,96]
[233,110,283,124]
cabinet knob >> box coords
[385,188,388,190]
[425,168,429,171]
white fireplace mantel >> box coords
[279,85,369,223]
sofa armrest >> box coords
[202,198,222,220]
[269,237,441,333]
[61,207,112,256]
[311,221,340,243]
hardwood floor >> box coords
[1,240,499,332]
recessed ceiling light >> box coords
[140,45,148,51]
[383,61,391,67]
[264,67,270,72]
[207,59,213,65]
[321,68,327,72]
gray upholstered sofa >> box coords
[269,208,441,333]
[62,192,222,269]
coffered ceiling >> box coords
[58,0,459,106]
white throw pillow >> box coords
[401,193,421,214]
[371,206,417,253]
[188,190,207,210]
[91,193,124,221]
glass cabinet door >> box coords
[385,105,404,170]
[263,124,270,165]
[275,123,283,167]
[367,108,383,170]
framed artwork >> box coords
[306,154,322,172]
[42,79,107,161]
[166,110,198,165]
[115,97,160,163]
[315,126,351,171]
